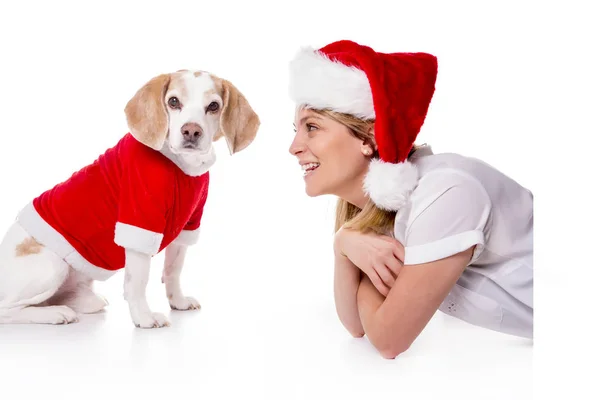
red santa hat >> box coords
[289,40,438,211]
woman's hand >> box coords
[334,228,405,296]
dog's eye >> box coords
[168,97,180,109]
[206,101,219,112]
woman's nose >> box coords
[288,133,306,156]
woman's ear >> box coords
[361,144,374,156]
[361,137,375,156]
[212,78,260,154]
[124,73,171,150]
[369,127,378,151]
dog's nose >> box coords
[181,123,203,140]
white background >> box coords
[0,0,598,399]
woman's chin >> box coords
[305,187,320,197]
[304,182,324,197]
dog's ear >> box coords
[125,74,171,150]
[213,79,260,155]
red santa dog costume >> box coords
[17,133,209,281]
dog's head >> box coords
[124,70,259,157]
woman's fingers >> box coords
[367,271,390,297]
[386,257,404,277]
[374,263,396,288]
[378,235,405,263]
[389,240,405,263]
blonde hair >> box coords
[307,108,415,236]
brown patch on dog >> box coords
[124,74,171,150]
[210,75,260,154]
[210,74,223,95]
[168,73,189,100]
[194,70,205,77]
[15,237,44,257]
[203,88,218,104]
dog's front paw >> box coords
[169,295,201,311]
[133,312,171,329]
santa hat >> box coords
[289,40,438,211]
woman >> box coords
[288,40,533,359]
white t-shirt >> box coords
[393,145,533,338]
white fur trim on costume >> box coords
[16,202,116,281]
[363,159,420,211]
[173,228,200,246]
[114,222,163,256]
[289,47,375,119]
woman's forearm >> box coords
[357,275,398,358]
[357,274,385,335]
[333,252,365,337]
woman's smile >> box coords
[301,162,320,178]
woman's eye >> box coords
[207,101,219,112]
[168,97,180,109]
[307,124,317,131]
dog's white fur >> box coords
[0,70,258,328]
[160,72,221,176]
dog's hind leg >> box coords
[46,269,108,314]
[60,286,108,314]
[0,222,77,324]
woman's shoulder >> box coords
[406,164,491,226]
[394,148,494,228]
[411,146,529,199]
[411,146,489,177]
[400,146,532,235]
[411,154,487,197]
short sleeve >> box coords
[173,180,209,246]
[114,147,174,255]
[402,171,491,266]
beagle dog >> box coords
[0,70,260,328]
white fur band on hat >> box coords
[289,47,376,120]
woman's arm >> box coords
[333,250,365,338]
[357,247,475,359]
[332,227,405,337]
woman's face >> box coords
[289,108,373,198]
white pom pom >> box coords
[362,159,419,211]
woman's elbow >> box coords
[336,311,365,338]
[350,329,365,338]
[369,329,412,359]
[341,321,365,338]
[376,342,410,359]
